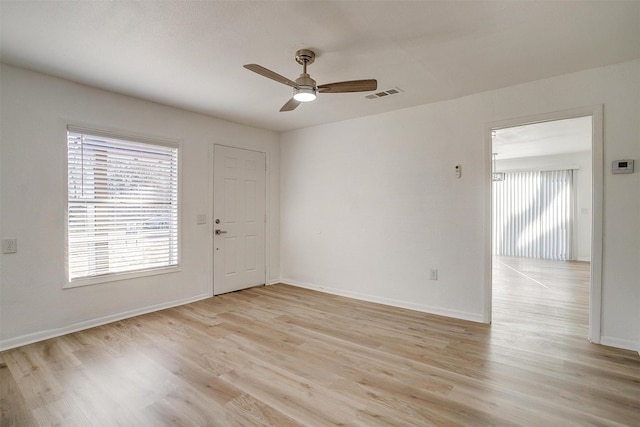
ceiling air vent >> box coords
[365,87,403,99]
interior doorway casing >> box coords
[483,105,604,344]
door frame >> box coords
[483,105,604,344]
[208,143,270,297]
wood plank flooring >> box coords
[2,258,639,426]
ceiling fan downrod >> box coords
[293,49,317,102]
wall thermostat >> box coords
[612,159,634,174]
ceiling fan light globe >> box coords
[293,87,316,102]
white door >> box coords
[213,145,266,295]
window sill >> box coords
[64,265,181,289]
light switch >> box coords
[196,214,207,225]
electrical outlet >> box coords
[2,239,17,254]
[430,269,438,280]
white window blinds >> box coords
[493,169,574,261]
[67,128,179,282]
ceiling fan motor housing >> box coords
[294,73,316,102]
[295,74,316,88]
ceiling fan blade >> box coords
[317,79,377,93]
[244,64,299,88]
[280,98,301,112]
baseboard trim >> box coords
[599,336,640,353]
[280,279,484,323]
[0,293,212,351]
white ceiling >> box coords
[1,1,639,133]
[492,116,592,160]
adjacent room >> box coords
[490,117,595,345]
[1,1,639,425]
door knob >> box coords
[215,229,227,235]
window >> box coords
[493,169,574,260]
[66,127,179,284]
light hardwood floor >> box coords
[2,258,639,426]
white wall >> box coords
[280,60,640,351]
[496,151,592,261]
[0,64,280,350]
[2,60,638,353]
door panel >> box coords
[214,145,266,295]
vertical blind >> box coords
[67,128,179,281]
[493,169,573,260]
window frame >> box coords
[64,125,182,288]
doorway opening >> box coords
[485,107,603,343]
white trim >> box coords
[64,266,182,289]
[497,164,581,172]
[589,106,604,344]
[599,336,640,353]
[0,293,211,352]
[207,143,215,297]
[483,126,493,323]
[264,150,271,287]
[281,279,484,323]
[485,106,604,343]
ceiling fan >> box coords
[244,49,377,112]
